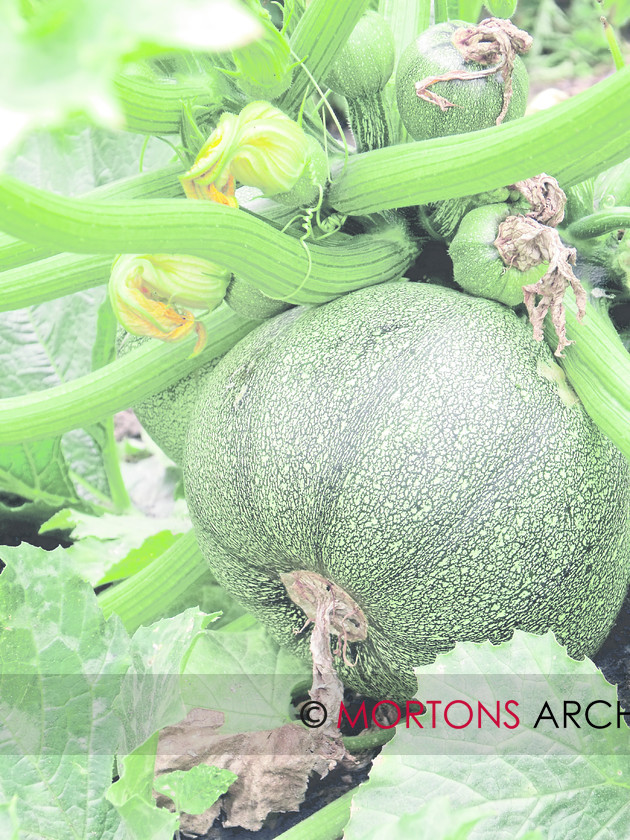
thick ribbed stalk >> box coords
[281,0,370,116]
[347,94,392,152]
[274,791,353,840]
[0,305,257,444]
[328,67,630,214]
[114,73,225,135]
[0,254,112,312]
[0,163,183,271]
[567,209,630,240]
[98,530,205,633]
[0,176,418,304]
[546,287,630,461]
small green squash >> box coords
[449,203,547,306]
[324,11,396,152]
[396,20,529,140]
[325,11,395,100]
[184,282,630,699]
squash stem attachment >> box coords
[346,94,392,152]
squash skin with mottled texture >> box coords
[184,282,630,699]
[117,332,223,465]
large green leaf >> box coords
[344,632,630,840]
[153,764,237,815]
[0,800,20,840]
[355,798,537,840]
[0,544,131,838]
[0,542,217,838]
[4,124,173,197]
[182,623,311,734]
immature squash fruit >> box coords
[184,282,630,699]
[396,19,530,140]
[324,11,396,151]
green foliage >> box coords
[515,0,629,79]
[153,764,237,815]
[41,504,190,585]
[344,632,630,839]
[485,0,517,16]
[182,623,312,734]
[1,2,630,837]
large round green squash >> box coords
[184,282,630,699]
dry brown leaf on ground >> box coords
[155,707,344,833]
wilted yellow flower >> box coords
[109,254,231,356]
[180,111,241,205]
[230,101,310,195]
[180,101,311,204]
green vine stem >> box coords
[273,790,353,840]
[101,418,132,513]
[567,208,630,240]
[342,727,396,751]
[0,177,418,304]
[98,529,205,632]
[114,72,225,135]
[0,305,258,445]
[328,67,630,214]
[0,162,184,271]
[378,0,431,58]
[0,254,112,312]
[281,0,370,116]
[545,286,630,462]
[377,0,431,146]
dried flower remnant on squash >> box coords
[415,17,532,124]
[510,174,567,227]
[495,216,587,356]
[282,570,367,750]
